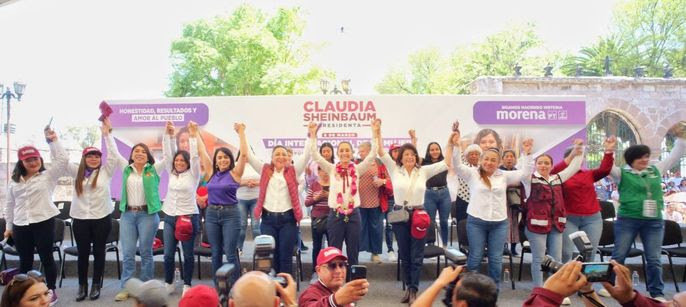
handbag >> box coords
[388,170,420,224]
[0,268,19,285]
[312,215,329,234]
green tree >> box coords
[563,0,686,77]
[62,126,100,150]
[375,23,561,94]
[166,5,331,97]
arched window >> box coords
[586,111,639,169]
[660,122,686,178]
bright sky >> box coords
[0,0,621,153]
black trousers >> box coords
[326,208,361,265]
[13,218,57,289]
[72,215,112,285]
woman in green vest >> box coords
[102,118,168,302]
[610,125,686,301]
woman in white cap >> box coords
[64,120,117,301]
[4,127,67,306]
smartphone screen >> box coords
[350,265,367,280]
[582,263,613,282]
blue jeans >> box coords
[424,188,452,245]
[205,205,241,285]
[526,227,563,286]
[466,215,508,287]
[260,210,298,275]
[360,207,383,255]
[163,214,199,285]
[120,211,160,288]
[611,217,665,297]
[238,198,260,250]
[392,211,426,290]
[384,199,395,252]
[562,213,603,262]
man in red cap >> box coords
[299,247,369,307]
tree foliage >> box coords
[166,5,331,97]
[375,24,562,94]
[562,0,686,77]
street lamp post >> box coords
[320,79,351,95]
[0,82,26,185]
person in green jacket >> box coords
[610,124,686,301]
[102,118,168,302]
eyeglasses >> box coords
[324,262,348,270]
[9,270,43,287]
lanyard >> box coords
[639,168,654,200]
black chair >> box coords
[456,220,515,290]
[1,219,65,272]
[661,219,686,292]
[599,201,616,220]
[58,219,121,287]
[597,220,647,285]
[136,228,184,279]
[517,228,532,281]
[54,201,75,246]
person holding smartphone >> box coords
[305,166,331,273]
[298,247,369,307]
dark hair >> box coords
[563,146,574,159]
[624,144,651,167]
[11,157,46,183]
[0,275,46,307]
[211,147,235,178]
[320,142,335,164]
[423,142,444,164]
[535,154,554,165]
[452,272,498,307]
[171,150,191,173]
[75,154,102,197]
[395,143,420,168]
[501,149,516,159]
[474,128,503,150]
[128,143,155,165]
[175,126,190,150]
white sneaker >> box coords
[182,285,191,297]
[371,254,383,264]
[166,283,175,295]
[561,297,571,305]
[597,288,611,297]
[653,296,667,302]
[387,251,397,262]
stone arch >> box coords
[586,109,640,168]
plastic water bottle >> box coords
[174,268,182,290]
[632,271,639,287]
[503,268,511,283]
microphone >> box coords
[569,230,594,262]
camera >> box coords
[441,248,468,306]
[253,235,287,287]
[540,255,614,282]
[215,263,235,307]
[444,248,467,266]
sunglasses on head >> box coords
[9,270,43,287]
[324,261,348,270]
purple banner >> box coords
[473,101,585,125]
[108,103,209,127]
[261,137,411,149]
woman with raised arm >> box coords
[247,126,312,275]
[65,120,117,301]
[553,136,616,266]
[4,127,67,305]
[521,140,584,289]
[609,125,686,301]
[161,121,204,295]
[104,118,167,302]
[375,120,453,305]
[421,141,452,246]
[308,122,377,266]
[204,123,248,285]
[450,128,532,289]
